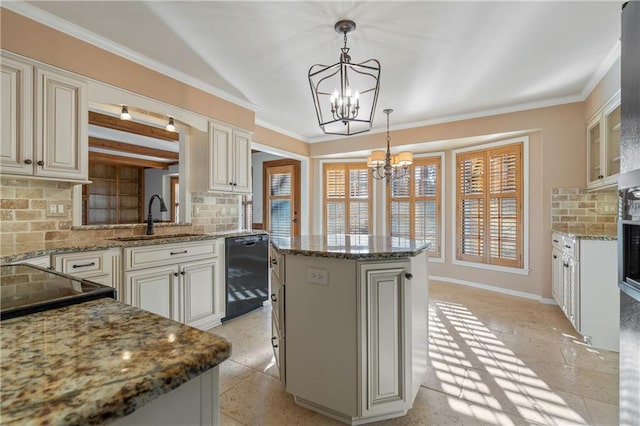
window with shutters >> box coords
[455,142,523,268]
[387,156,442,258]
[323,162,372,235]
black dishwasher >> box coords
[223,234,269,321]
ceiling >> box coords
[9,1,623,143]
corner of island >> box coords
[269,234,430,425]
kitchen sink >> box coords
[110,233,207,242]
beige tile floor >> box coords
[210,281,619,425]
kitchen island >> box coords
[270,235,430,425]
[0,297,230,425]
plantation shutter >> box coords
[324,163,372,235]
[456,143,522,268]
[387,157,441,257]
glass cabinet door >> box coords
[605,104,621,178]
[588,120,602,183]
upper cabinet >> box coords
[587,92,621,190]
[190,120,252,194]
[0,52,88,182]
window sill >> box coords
[451,259,530,275]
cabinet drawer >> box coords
[54,251,109,276]
[552,233,563,250]
[270,246,285,282]
[561,236,579,258]
[124,241,216,271]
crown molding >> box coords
[580,40,621,100]
[254,119,309,143]
[2,1,259,112]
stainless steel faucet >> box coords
[147,194,168,235]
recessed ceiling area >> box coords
[10,1,623,142]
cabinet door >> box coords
[359,262,411,417]
[551,247,563,306]
[35,67,87,180]
[126,265,181,321]
[587,115,602,185]
[182,258,220,329]
[1,56,33,175]
[568,258,580,332]
[233,129,252,193]
[604,102,621,182]
[209,121,234,192]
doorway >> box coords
[263,159,301,238]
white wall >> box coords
[145,164,179,221]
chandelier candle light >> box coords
[368,109,413,183]
[308,19,381,136]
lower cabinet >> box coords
[279,250,429,424]
[124,241,223,330]
[551,233,618,351]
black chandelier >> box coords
[308,19,381,136]
[367,109,413,183]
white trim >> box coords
[430,275,549,303]
[2,1,259,113]
[428,257,445,264]
[450,136,530,275]
[580,40,621,100]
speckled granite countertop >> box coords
[0,298,231,425]
[271,235,430,260]
[0,230,268,264]
[552,230,617,241]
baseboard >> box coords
[429,275,556,305]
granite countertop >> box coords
[271,234,431,260]
[0,229,268,264]
[551,230,617,241]
[0,298,231,425]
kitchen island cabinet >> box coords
[271,235,430,425]
[0,298,230,425]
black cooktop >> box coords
[0,264,116,320]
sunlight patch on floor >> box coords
[429,301,589,425]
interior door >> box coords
[264,159,301,237]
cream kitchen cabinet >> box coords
[13,255,51,269]
[278,247,429,424]
[189,121,252,194]
[123,240,222,329]
[52,248,121,299]
[551,233,619,351]
[0,51,88,182]
[587,91,621,190]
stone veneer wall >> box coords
[0,178,241,254]
[190,192,241,233]
[551,187,618,236]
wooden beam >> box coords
[89,152,170,169]
[89,111,179,142]
[89,137,179,161]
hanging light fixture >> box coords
[120,105,132,120]
[166,116,176,132]
[367,109,413,183]
[308,19,381,136]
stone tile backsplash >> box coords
[551,187,618,236]
[0,178,241,255]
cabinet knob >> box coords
[270,258,278,266]
[229,182,233,186]
[24,159,33,165]
[271,336,279,348]
[174,272,179,277]
[405,273,413,280]
[180,270,185,275]
[564,245,571,249]
[37,160,44,166]
[553,255,557,259]
[270,293,277,302]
